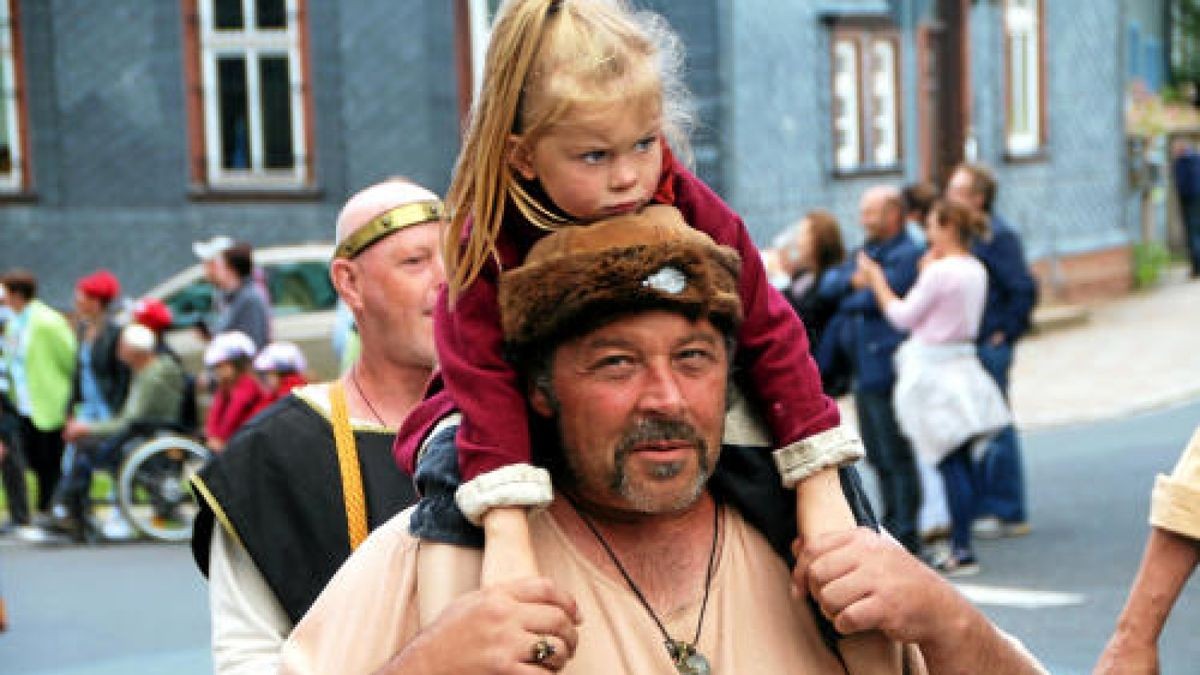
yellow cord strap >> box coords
[330,381,368,551]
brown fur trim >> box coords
[499,207,743,352]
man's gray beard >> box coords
[564,417,714,515]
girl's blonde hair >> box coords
[444,0,694,301]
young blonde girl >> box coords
[396,1,896,669]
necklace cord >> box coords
[566,495,720,660]
[350,366,388,427]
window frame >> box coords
[1002,0,1047,160]
[0,0,31,195]
[184,0,315,192]
[829,23,905,177]
[454,0,500,122]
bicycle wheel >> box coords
[116,435,210,542]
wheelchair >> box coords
[110,420,210,543]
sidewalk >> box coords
[1009,269,1200,430]
[833,268,1200,432]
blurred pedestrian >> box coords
[1095,426,1200,674]
[1172,139,1200,277]
[946,163,1038,539]
[778,210,850,396]
[902,181,951,545]
[858,199,1011,575]
[47,270,132,539]
[190,179,440,673]
[1,270,77,533]
[202,331,265,452]
[58,324,186,542]
[819,185,924,553]
[780,209,847,353]
[193,237,272,350]
[902,181,938,248]
[0,286,30,535]
[253,341,309,406]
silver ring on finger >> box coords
[531,636,556,665]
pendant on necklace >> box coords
[668,640,711,675]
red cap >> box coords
[132,297,173,333]
[76,270,120,303]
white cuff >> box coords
[772,426,865,488]
[454,463,554,526]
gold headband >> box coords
[334,200,445,259]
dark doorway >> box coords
[917,0,970,187]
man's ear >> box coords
[508,134,537,181]
[329,259,363,313]
[528,382,555,418]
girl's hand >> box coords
[856,252,882,283]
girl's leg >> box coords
[937,444,977,558]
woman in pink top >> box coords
[858,199,1011,576]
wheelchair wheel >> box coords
[116,435,210,542]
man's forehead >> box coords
[565,312,723,351]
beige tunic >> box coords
[282,506,855,674]
[1150,425,1200,541]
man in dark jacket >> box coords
[947,163,1038,538]
[1172,140,1200,277]
[819,185,923,553]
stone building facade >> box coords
[0,0,1143,307]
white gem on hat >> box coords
[642,266,687,294]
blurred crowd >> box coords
[0,236,313,545]
[760,161,1038,576]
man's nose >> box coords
[637,361,686,415]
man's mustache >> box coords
[614,418,707,458]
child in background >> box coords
[395,3,893,669]
[254,341,309,406]
[203,331,265,452]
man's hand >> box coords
[63,419,90,443]
[0,437,6,463]
[988,331,1007,347]
[794,528,960,644]
[382,577,582,674]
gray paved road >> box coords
[0,541,210,674]
[0,401,1197,674]
[963,399,1200,674]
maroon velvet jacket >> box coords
[205,373,267,444]
[395,148,840,480]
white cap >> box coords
[120,323,157,353]
[204,330,258,367]
[192,235,235,261]
[254,341,308,373]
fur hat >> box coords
[499,205,743,363]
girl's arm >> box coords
[434,276,533,483]
[859,252,939,332]
[671,167,839,449]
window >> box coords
[190,0,311,188]
[1004,0,1044,156]
[0,0,28,192]
[831,28,902,173]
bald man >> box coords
[190,179,447,674]
[817,185,925,554]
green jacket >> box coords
[5,299,77,430]
[89,354,185,439]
